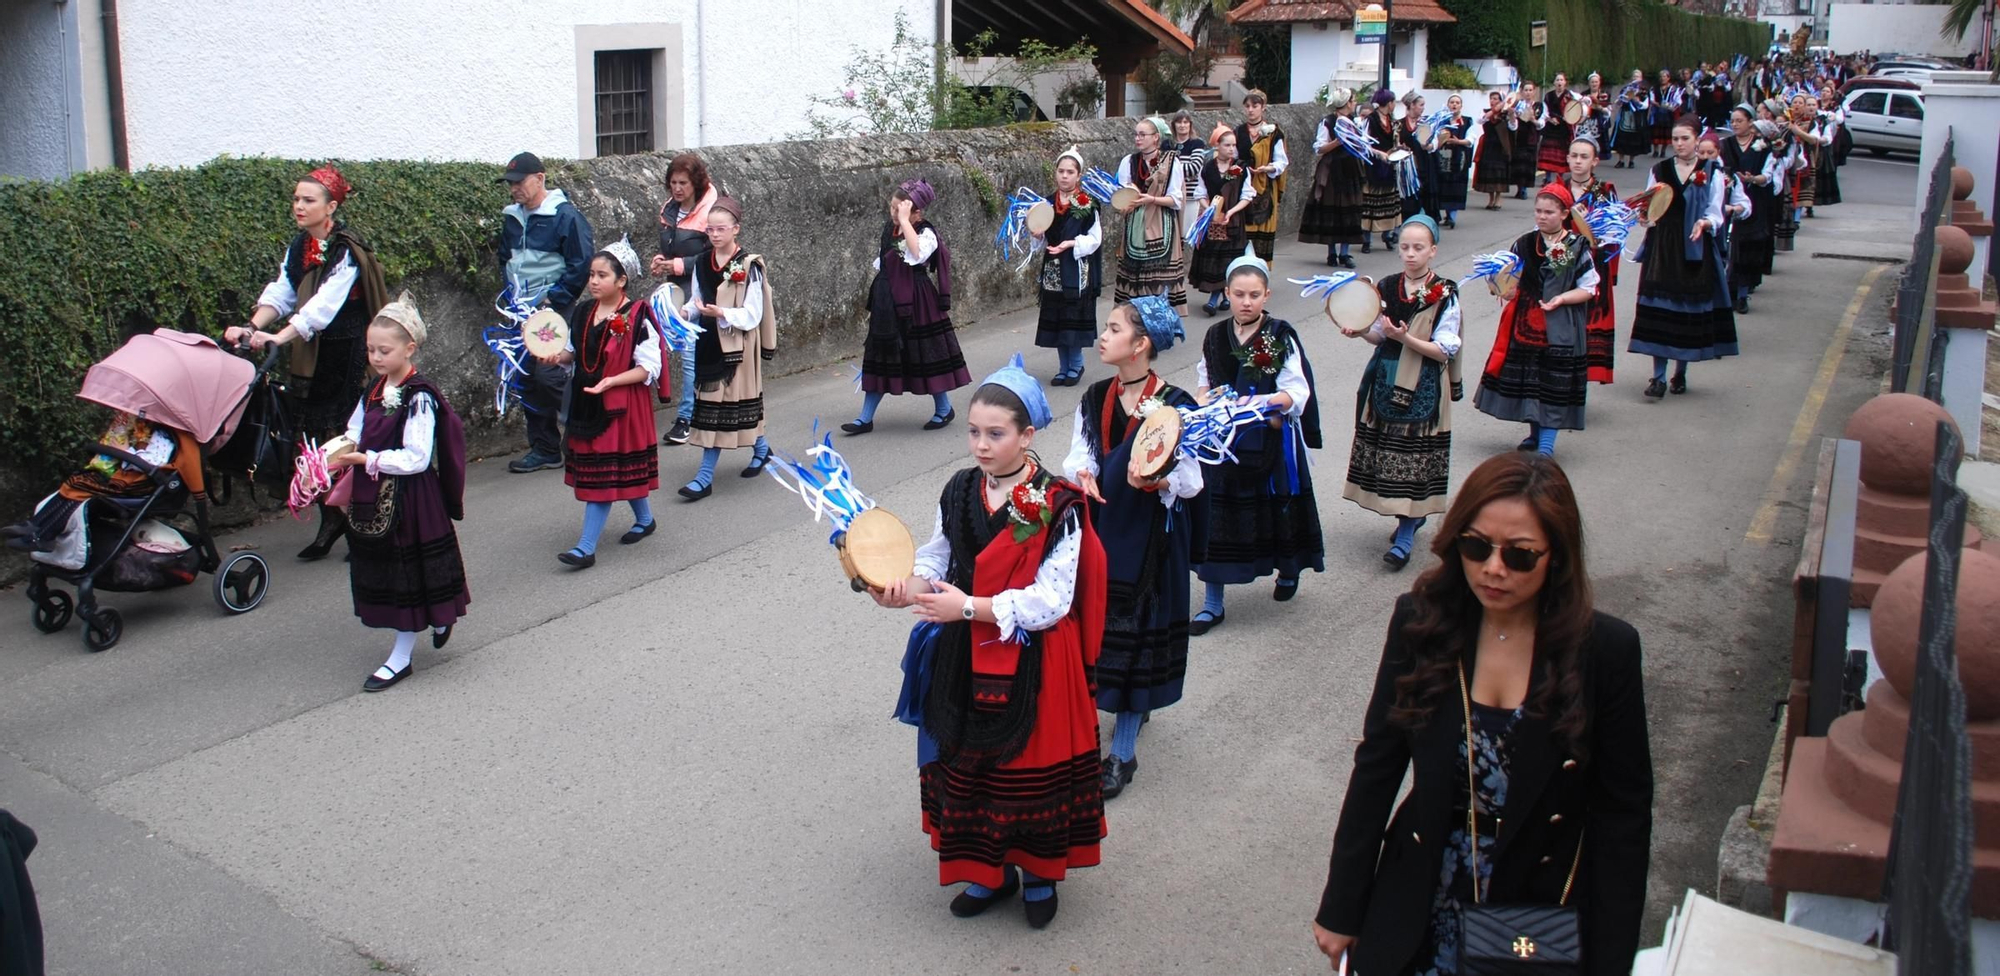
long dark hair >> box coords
[1388,453,1598,761]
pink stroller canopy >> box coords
[77,330,258,445]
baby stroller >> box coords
[10,330,274,651]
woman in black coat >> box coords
[1311,452,1653,976]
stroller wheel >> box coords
[81,607,123,653]
[32,591,73,633]
[213,552,270,615]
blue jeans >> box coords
[676,351,696,423]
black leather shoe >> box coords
[1100,755,1137,799]
[557,549,596,569]
[1361,241,1372,254]
[840,420,874,435]
[1189,610,1223,636]
[1644,378,1667,400]
[1023,886,1060,929]
[1669,375,1688,395]
[1735,297,1750,314]
[362,664,411,692]
[678,483,712,501]
[432,625,453,649]
[297,509,347,561]
[948,869,1019,918]
[741,452,772,478]
[1384,546,1412,571]
[923,408,956,431]
[1273,578,1299,602]
[620,521,658,544]
[1339,254,1357,269]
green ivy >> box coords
[1431,0,1770,85]
[0,156,512,495]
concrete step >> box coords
[1184,87,1228,111]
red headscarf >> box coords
[306,166,352,204]
[1535,181,1579,230]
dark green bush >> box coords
[0,156,524,493]
[1425,62,1481,90]
[1431,0,1770,84]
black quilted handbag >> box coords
[1454,662,1584,975]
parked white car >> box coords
[1841,88,1924,156]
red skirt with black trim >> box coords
[564,384,660,502]
[1585,252,1619,384]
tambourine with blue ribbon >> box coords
[763,425,915,592]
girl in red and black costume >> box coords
[875,355,1108,930]
[537,240,662,570]
[1559,136,1621,385]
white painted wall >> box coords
[1289,23,1429,102]
[111,0,932,168]
[0,0,83,180]
[1828,3,1978,57]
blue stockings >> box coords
[1110,711,1144,762]
[858,391,953,424]
[1651,357,1687,383]
[573,498,653,556]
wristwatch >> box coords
[961,596,978,621]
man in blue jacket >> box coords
[497,152,594,473]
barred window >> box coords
[595,50,656,156]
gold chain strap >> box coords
[1456,660,1585,909]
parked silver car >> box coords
[1841,88,1924,156]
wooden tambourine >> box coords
[1111,187,1142,214]
[1414,122,1436,148]
[1129,407,1183,482]
[1324,277,1385,333]
[836,508,916,593]
[1492,266,1523,302]
[1626,185,1672,223]
[1563,99,1587,125]
[1571,205,1597,247]
[1385,148,1413,164]
[1025,201,1055,235]
[320,435,355,459]
[521,308,569,359]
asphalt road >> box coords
[0,163,1911,976]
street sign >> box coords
[1356,4,1388,44]
[1530,19,1548,47]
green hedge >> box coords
[1433,0,1771,85]
[0,157,534,493]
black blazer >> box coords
[1316,596,1653,976]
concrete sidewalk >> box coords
[0,187,1904,975]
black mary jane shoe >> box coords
[1735,297,1750,315]
[1360,241,1373,254]
[949,868,1020,918]
[1273,578,1299,602]
[840,420,874,435]
[1100,754,1138,799]
[923,408,957,431]
[362,664,411,693]
[1643,378,1667,400]
[1218,297,1232,311]
[1188,609,1223,636]
[432,625,453,649]
[620,521,658,544]
[740,452,772,478]
[557,549,597,569]
[678,482,713,501]
[1023,885,1060,929]
[1339,254,1357,269]
[1517,435,1537,452]
[1669,375,1688,396]
[1383,545,1413,571]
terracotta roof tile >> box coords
[1228,0,1456,26]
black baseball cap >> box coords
[497,152,546,183]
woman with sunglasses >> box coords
[1309,452,1653,976]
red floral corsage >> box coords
[1690,169,1710,187]
[606,313,630,338]
[303,236,325,269]
[1226,165,1244,179]
[1008,481,1055,542]
[724,257,748,283]
[1425,281,1449,306]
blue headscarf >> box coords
[979,353,1053,429]
[1129,296,1183,352]
[1225,243,1270,284]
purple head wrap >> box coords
[899,179,936,211]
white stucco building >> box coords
[0,0,939,179]
[1227,0,1454,101]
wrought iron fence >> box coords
[1880,421,1974,975]
[1890,131,1956,399]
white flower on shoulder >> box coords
[1134,394,1168,419]
[381,383,404,410]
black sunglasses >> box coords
[1455,535,1547,572]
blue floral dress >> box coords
[1420,700,1522,976]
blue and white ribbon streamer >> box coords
[646,283,705,355]
[1582,200,1640,254]
[484,277,544,418]
[1334,117,1376,161]
[994,187,1046,263]
[762,425,878,543]
[1081,167,1121,206]
[1183,204,1215,246]
[1416,110,1454,149]
[1173,385,1275,466]
[1459,251,1522,287]
[1395,153,1422,198]
[1289,273,1364,301]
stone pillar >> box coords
[1918,72,2000,276]
[1933,224,1998,457]
[1842,393,1985,607]
[1768,546,2000,911]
